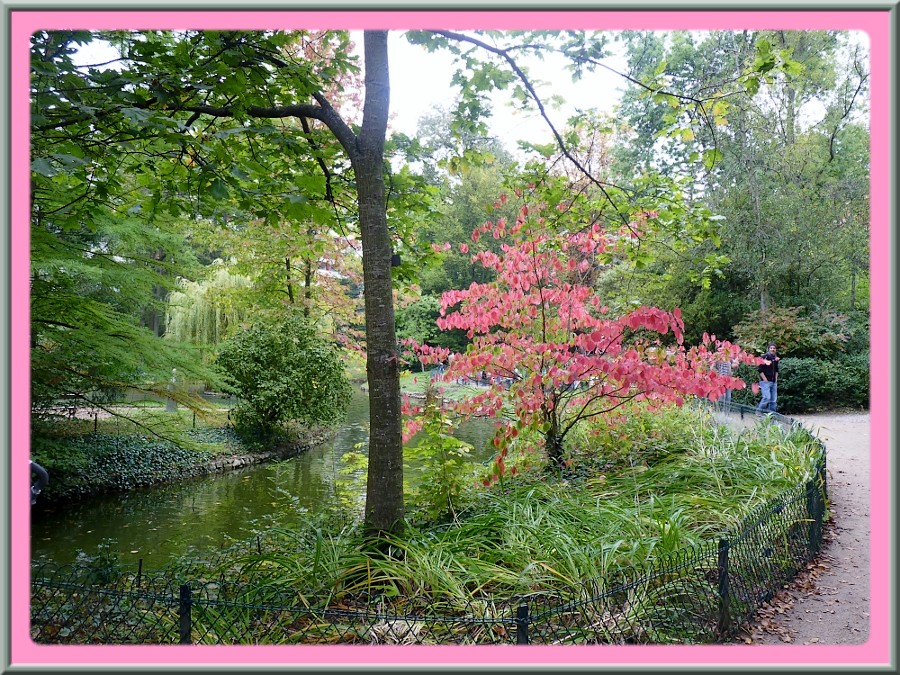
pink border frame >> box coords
[9,9,893,669]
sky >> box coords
[383,31,627,150]
[74,30,628,155]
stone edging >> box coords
[199,426,335,475]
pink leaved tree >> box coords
[404,189,753,473]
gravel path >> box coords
[740,412,871,645]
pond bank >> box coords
[31,421,336,505]
[194,426,335,475]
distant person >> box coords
[756,343,780,413]
[714,355,739,412]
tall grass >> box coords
[34,403,825,645]
[176,404,821,611]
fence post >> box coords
[179,583,192,644]
[806,479,824,555]
[716,538,731,640]
[516,602,530,645]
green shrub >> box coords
[564,401,702,475]
[830,351,870,409]
[404,392,478,524]
[732,306,851,358]
[842,311,870,353]
[216,315,352,435]
[776,358,835,413]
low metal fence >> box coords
[31,407,828,645]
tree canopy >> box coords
[404,181,750,470]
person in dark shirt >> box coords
[756,343,780,413]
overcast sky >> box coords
[383,31,627,150]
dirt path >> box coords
[740,412,870,645]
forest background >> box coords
[27,25,871,534]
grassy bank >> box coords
[168,403,823,601]
[29,366,456,503]
[33,402,827,645]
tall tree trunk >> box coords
[777,31,797,146]
[354,31,405,536]
[303,222,316,318]
[303,258,313,318]
[750,174,769,315]
[285,257,295,305]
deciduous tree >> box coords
[406,186,750,470]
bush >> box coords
[830,351,870,409]
[842,311,870,353]
[403,386,479,523]
[216,315,352,435]
[732,306,851,359]
[776,358,836,413]
[563,401,702,476]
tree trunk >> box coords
[303,258,313,318]
[546,433,565,469]
[303,223,316,318]
[285,257,295,305]
[778,32,797,147]
[544,408,565,469]
[354,31,405,536]
[751,178,769,315]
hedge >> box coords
[730,353,869,413]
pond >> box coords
[29,388,498,568]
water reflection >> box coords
[30,389,496,567]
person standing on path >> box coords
[757,343,780,413]
[714,355,739,412]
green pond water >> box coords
[30,388,498,568]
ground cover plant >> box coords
[300,404,821,601]
[29,399,332,500]
[31,402,824,644]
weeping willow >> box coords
[165,264,253,355]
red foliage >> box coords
[403,192,752,472]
